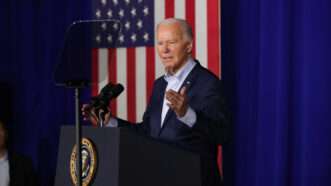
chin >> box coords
[164,66,175,74]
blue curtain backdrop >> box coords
[0,0,91,185]
[222,0,331,186]
[0,0,330,186]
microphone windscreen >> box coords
[100,83,124,100]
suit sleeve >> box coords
[192,80,232,145]
[115,103,151,136]
[115,80,161,136]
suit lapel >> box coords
[153,78,167,135]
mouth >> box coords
[162,56,173,62]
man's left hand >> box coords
[165,87,188,117]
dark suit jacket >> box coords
[118,61,231,186]
[8,152,38,186]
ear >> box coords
[186,42,193,53]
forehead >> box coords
[156,23,184,38]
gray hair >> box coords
[156,18,193,42]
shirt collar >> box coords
[164,57,196,83]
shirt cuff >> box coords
[105,117,118,127]
[178,106,197,128]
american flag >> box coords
[91,0,221,123]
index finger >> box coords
[179,86,187,96]
[166,89,180,98]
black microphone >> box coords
[99,83,124,102]
[91,83,124,112]
[86,83,124,127]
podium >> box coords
[55,126,201,186]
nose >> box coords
[161,43,170,53]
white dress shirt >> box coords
[0,151,9,186]
[161,58,197,127]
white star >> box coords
[124,21,131,30]
[124,0,130,5]
[95,35,101,43]
[113,0,118,5]
[143,32,149,42]
[119,34,125,43]
[101,22,107,30]
[143,6,149,16]
[107,10,112,18]
[113,23,119,30]
[107,35,112,43]
[101,0,107,6]
[138,0,143,3]
[118,9,124,18]
[131,33,137,42]
[130,8,136,17]
[136,20,143,29]
[95,9,101,18]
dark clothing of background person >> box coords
[8,152,38,186]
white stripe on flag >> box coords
[195,0,208,68]
[154,0,165,79]
[175,0,186,19]
[98,48,109,93]
[135,47,146,122]
[116,48,128,119]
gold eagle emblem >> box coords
[70,138,97,186]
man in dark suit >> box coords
[84,18,231,186]
[0,119,38,186]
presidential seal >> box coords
[70,138,97,186]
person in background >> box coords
[0,119,38,186]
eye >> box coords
[169,41,177,44]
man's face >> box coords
[156,23,192,74]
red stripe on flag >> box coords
[207,0,222,176]
[146,47,155,103]
[91,48,99,96]
[219,0,222,76]
[127,48,136,122]
[165,0,175,18]
[218,146,223,177]
[108,48,117,116]
[186,0,196,58]
[207,0,221,76]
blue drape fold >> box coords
[0,0,91,185]
[222,0,331,186]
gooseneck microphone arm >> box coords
[98,111,105,127]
